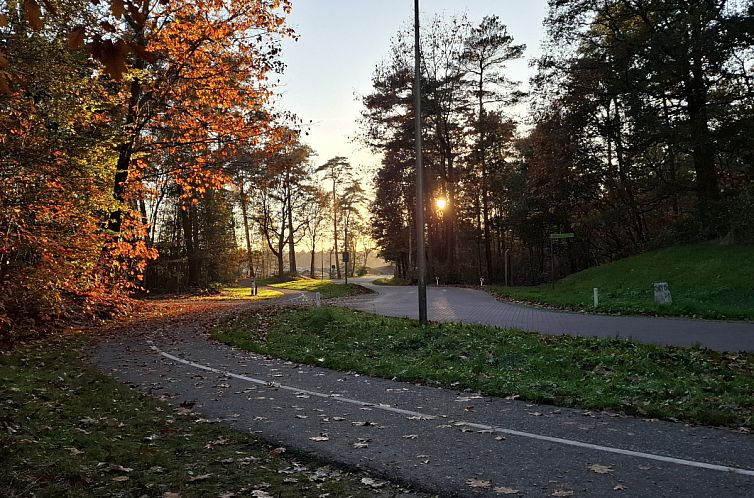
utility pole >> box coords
[414,0,427,326]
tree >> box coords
[257,130,313,277]
[316,156,354,279]
[303,187,330,277]
[462,15,524,278]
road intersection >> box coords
[90,290,754,497]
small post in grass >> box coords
[315,292,321,307]
[480,277,485,287]
[593,287,599,309]
[435,276,439,286]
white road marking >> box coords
[149,343,754,477]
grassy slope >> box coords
[213,307,754,430]
[0,337,413,497]
[489,244,754,320]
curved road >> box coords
[91,298,754,498]
[342,278,754,352]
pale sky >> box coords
[275,0,550,174]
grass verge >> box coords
[269,278,370,299]
[489,244,754,320]
[213,287,284,301]
[372,277,412,286]
[0,336,417,497]
[213,307,754,430]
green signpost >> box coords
[549,233,576,287]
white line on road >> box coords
[149,343,754,477]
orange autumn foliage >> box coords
[0,0,293,339]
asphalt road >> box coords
[90,298,754,498]
[341,278,754,352]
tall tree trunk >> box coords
[287,208,296,274]
[687,61,719,202]
[238,182,255,278]
[180,204,199,287]
[332,179,341,279]
[662,97,680,215]
[478,74,493,280]
[108,6,147,235]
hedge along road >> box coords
[89,296,754,498]
[343,277,754,352]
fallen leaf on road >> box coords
[551,491,574,497]
[310,435,330,442]
[361,477,386,488]
[495,435,506,441]
[614,484,627,491]
[588,463,614,474]
[466,479,492,489]
[332,417,346,421]
[495,487,520,495]
[402,434,418,439]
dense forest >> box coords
[2,0,753,336]
[365,0,754,284]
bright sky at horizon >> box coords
[275,0,550,178]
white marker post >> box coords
[593,288,599,309]
[315,292,321,308]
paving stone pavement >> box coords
[340,279,754,352]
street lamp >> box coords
[435,198,447,211]
[414,0,427,326]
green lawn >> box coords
[213,306,754,430]
[489,244,754,320]
[214,287,284,300]
[0,337,414,497]
[269,278,369,299]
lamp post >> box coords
[414,0,427,326]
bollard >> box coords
[315,292,321,307]
[593,288,599,308]
[654,282,672,305]
[480,277,485,287]
[435,276,439,286]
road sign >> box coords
[342,251,350,263]
[549,233,575,240]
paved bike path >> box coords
[90,299,754,497]
[341,279,754,352]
